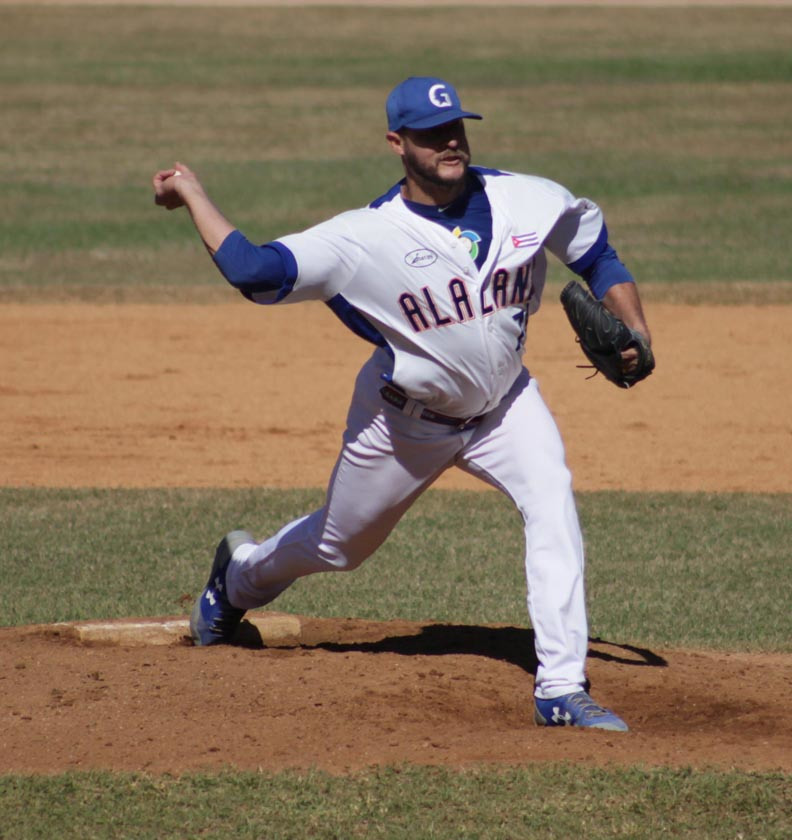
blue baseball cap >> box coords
[386,77,482,132]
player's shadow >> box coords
[315,624,544,674]
[239,622,667,675]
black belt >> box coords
[379,385,486,430]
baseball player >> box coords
[153,77,652,732]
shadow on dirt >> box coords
[237,620,668,675]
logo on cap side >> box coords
[428,84,452,109]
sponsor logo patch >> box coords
[405,248,438,268]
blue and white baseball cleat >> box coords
[534,691,629,732]
[190,530,255,646]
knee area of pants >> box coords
[525,465,574,500]
[316,545,366,572]
[518,471,576,520]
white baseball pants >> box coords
[226,355,588,699]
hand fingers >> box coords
[621,346,639,373]
[153,163,191,191]
[153,168,178,185]
[153,164,189,208]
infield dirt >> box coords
[2,300,790,492]
[1,300,791,775]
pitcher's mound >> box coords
[2,615,790,775]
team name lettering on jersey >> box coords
[398,261,535,333]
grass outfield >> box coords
[1,488,790,650]
[0,5,790,300]
[1,766,790,840]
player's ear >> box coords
[386,131,406,158]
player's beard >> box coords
[402,147,470,192]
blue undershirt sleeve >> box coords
[567,227,635,300]
[212,230,298,303]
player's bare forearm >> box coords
[152,162,235,255]
[602,282,651,346]
[600,281,652,373]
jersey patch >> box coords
[512,232,540,249]
[405,248,438,268]
[452,226,481,261]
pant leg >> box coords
[227,356,466,610]
[456,370,588,700]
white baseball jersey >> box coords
[220,167,606,699]
[262,167,604,418]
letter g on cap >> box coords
[429,84,452,108]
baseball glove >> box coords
[560,281,655,389]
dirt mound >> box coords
[3,616,790,775]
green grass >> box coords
[0,6,791,299]
[1,488,789,653]
[1,765,790,840]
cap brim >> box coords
[399,109,483,131]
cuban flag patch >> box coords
[512,232,540,249]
